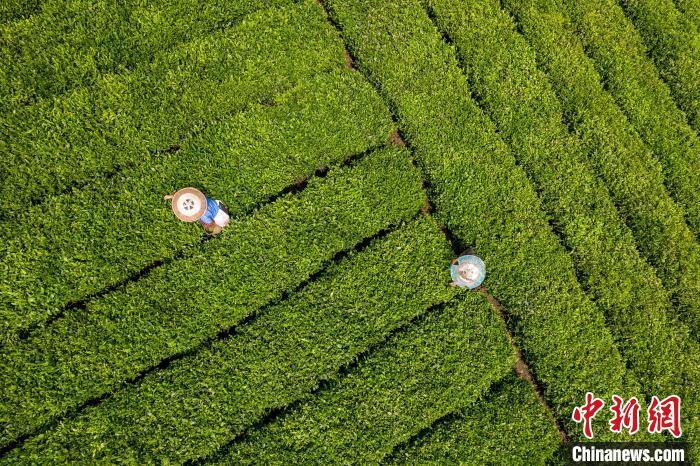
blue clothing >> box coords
[198,197,220,224]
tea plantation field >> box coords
[1,0,698,463]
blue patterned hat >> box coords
[450,255,486,289]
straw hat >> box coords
[166,187,207,222]
[450,255,486,289]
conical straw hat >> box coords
[450,255,486,289]
[170,187,207,222]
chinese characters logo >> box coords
[572,392,681,439]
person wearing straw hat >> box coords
[450,254,486,289]
[164,187,230,235]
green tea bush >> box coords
[325,0,639,438]
[675,0,700,29]
[0,0,290,110]
[0,70,393,342]
[426,0,699,450]
[388,373,561,465]
[0,147,425,448]
[617,0,700,132]
[559,0,700,237]
[213,294,514,464]
[0,0,39,22]
[0,1,345,218]
[502,0,700,342]
[5,217,460,463]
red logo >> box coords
[648,395,682,438]
[572,392,605,439]
[609,395,640,435]
[572,393,682,439]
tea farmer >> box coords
[164,187,230,235]
[450,254,486,289]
